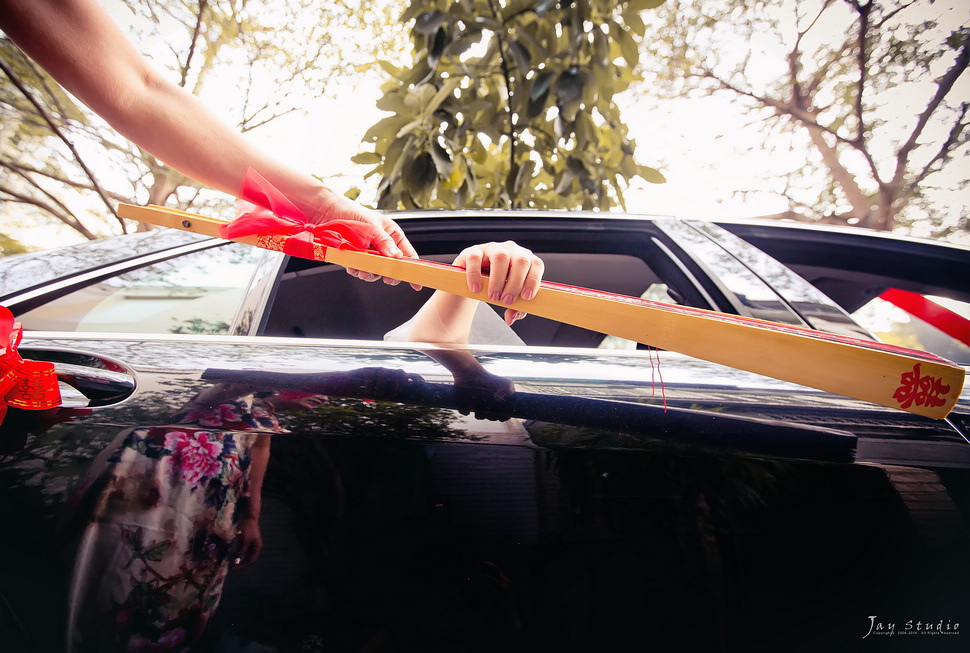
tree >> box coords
[641,0,969,234]
[0,0,401,241]
[357,0,666,211]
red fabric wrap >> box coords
[1,305,62,421]
[218,168,378,259]
[880,288,970,348]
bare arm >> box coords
[0,0,415,258]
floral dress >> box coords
[68,394,280,652]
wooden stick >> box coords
[118,203,966,419]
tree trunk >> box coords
[805,123,875,227]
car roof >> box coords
[0,229,212,301]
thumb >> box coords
[371,231,403,258]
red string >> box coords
[647,346,667,412]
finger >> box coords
[371,234,402,258]
[382,219,421,289]
[383,218,418,259]
[483,245,512,303]
[496,243,537,305]
[504,309,526,325]
[521,255,544,301]
[346,267,381,283]
[454,246,485,295]
[239,540,262,568]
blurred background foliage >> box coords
[355,0,666,211]
[1,0,968,249]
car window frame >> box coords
[255,214,728,346]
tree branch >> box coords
[0,159,130,202]
[485,0,516,206]
[180,0,209,87]
[0,183,98,240]
[891,37,970,190]
[905,101,969,195]
[847,0,871,145]
[0,55,125,233]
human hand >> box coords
[305,192,421,288]
[231,516,263,570]
[453,241,544,325]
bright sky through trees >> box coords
[3,0,967,249]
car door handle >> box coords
[53,363,135,406]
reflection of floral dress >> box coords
[68,396,280,652]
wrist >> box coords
[289,183,340,224]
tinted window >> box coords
[853,295,970,364]
[656,219,806,326]
[264,249,695,348]
[18,242,262,334]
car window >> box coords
[18,242,262,334]
[263,250,690,348]
[853,294,970,365]
[655,219,807,326]
[686,220,871,338]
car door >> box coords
[4,220,970,652]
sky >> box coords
[3,0,968,249]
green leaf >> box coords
[508,39,532,74]
[351,151,383,165]
[404,152,437,199]
[423,77,461,118]
[431,139,454,177]
[414,10,447,35]
[506,162,520,198]
[536,0,557,17]
[514,159,536,194]
[610,21,640,67]
[555,170,576,195]
[530,70,555,100]
[623,0,667,11]
[362,114,411,144]
[428,26,451,68]
[143,540,172,562]
[402,3,424,24]
[555,67,583,103]
[375,91,410,114]
[639,165,666,184]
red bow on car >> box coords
[0,305,61,423]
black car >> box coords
[1,212,968,652]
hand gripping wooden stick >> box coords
[117,203,966,419]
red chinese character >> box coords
[893,363,951,410]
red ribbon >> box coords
[880,288,970,348]
[218,168,379,259]
[1,305,62,422]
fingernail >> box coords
[471,282,481,294]
[522,288,534,301]
[513,311,525,323]
[502,294,514,306]
[389,246,401,257]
